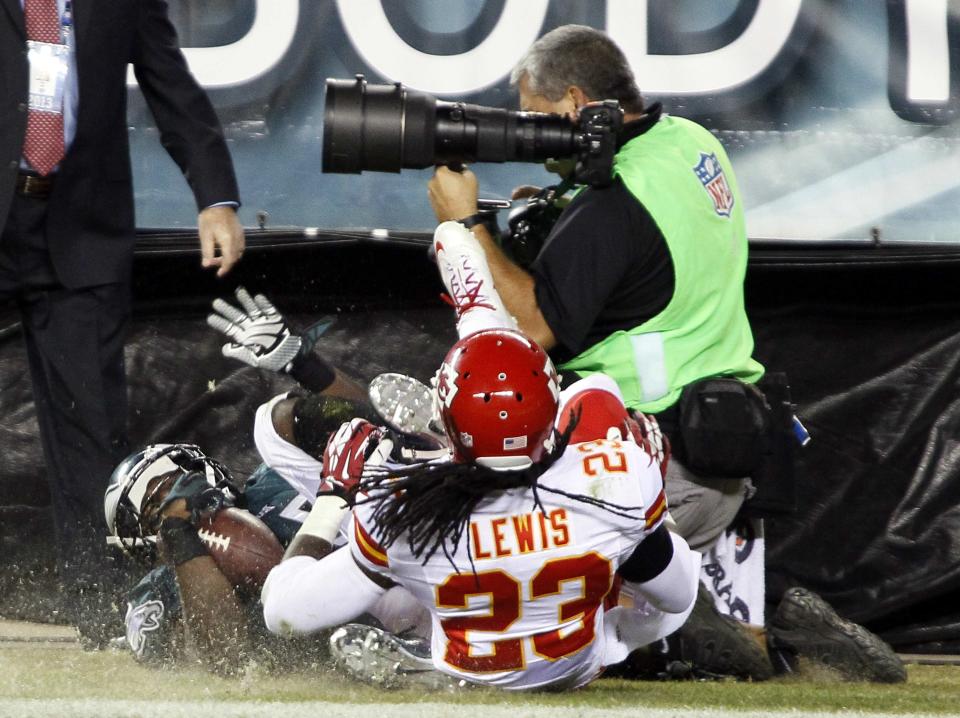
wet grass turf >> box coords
[0,645,958,715]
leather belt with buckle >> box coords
[16,172,55,198]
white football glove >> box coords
[207,287,302,372]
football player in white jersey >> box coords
[262,327,700,691]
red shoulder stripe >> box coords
[644,489,667,529]
[354,515,389,568]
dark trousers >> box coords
[0,192,131,596]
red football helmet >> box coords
[436,329,561,469]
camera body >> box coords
[502,186,567,268]
[568,101,622,187]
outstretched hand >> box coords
[198,205,245,277]
[207,287,302,372]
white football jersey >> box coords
[253,392,325,502]
[350,433,667,690]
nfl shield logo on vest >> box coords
[693,152,735,217]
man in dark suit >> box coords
[0,0,244,646]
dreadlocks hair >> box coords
[352,404,648,571]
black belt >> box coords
[16,172,55,198]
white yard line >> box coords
[0,619,76,643]
[0,701,955,718]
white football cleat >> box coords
[368,372,446,442]
[329,623,465,691]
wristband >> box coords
[457,211,499,234]
[297,494,349,544]
[286,351,337,393]
[159,517,209,566]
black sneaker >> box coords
[661,583,773,681]
[767,587,906,683]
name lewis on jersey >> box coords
[470,509,570,560]
[693,152,735,217]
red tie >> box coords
[23,0,66,176]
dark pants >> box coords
[0,191,132,616]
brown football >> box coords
[197,507,284,592]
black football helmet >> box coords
[104,444,235,559]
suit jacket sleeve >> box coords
[131,0,240,210]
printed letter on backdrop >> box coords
[334,0,549,95]
[606,0,803,95]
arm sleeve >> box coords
[261,549,387,636]
[618,523,673,583]
[626,531,700,614]
[132,0,240,209]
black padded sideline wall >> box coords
[1,237,960,654]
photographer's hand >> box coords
[511,185,542,201]
[428,166,479,223]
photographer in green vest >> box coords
[427,24,904,684]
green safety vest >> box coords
[560,115,764,412]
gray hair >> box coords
[510,25,644,113]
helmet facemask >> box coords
[104,444,234,561]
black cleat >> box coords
[662,583,773,681]
[767,587,906,683]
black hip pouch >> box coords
[676,377,770,478]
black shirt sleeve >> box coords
[530,178,674,362]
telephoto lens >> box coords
[322,75,580,174]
